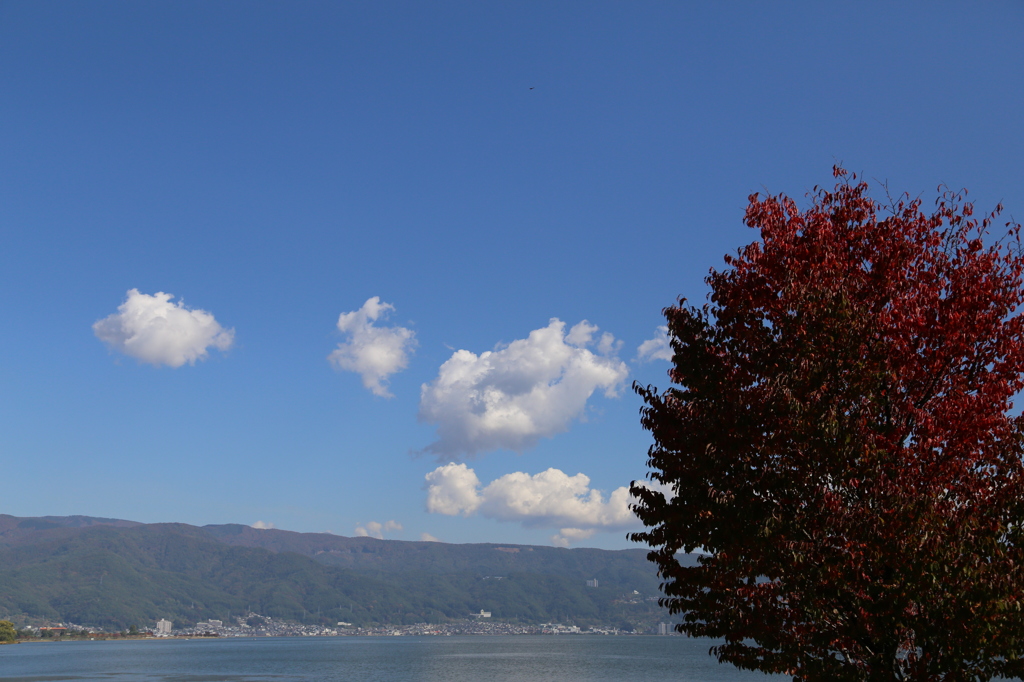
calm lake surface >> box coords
[0,635,776,681]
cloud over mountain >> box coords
[425,462,639,546]
[354,520,402,539]
[328,297,416,398]
[418,319,628,457]
[93,289,234,367]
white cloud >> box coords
[478,468,637,530]
[354,519,402,539]
[425,463,641,546]
[551,528,595,548]
[636,325,673,362]
[251,521,275,530]
[329,297,416,398]
[93,289,234,368]
[425,463,482,516]
[420,532,441,542]
[565,320,598,346]
[418,319,628,457]
[597,332,623,356]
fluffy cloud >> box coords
[329,297,416,398]
[425,462,640,546]
[418,319,628,457]
[93,289,234,367]
[354,520,402,539]
[251,520,275,530]
[420,532,441,542]
[425,463,482,515]
[551,528,595,548]
[636,325,673,362]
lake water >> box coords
[0,635,775,681]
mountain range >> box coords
[0,515,683,630]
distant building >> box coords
[208,620,223,628]
[658,622,668,636]
[156,619,172,635]
[471,609,492,618]
[586,579,599,588]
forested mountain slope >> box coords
[0,515,678,630]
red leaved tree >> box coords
[632,168,1024,681]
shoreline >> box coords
[6,630,668,645]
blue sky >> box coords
[2,2,1022,549]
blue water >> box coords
[0,636,773,681]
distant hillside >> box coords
[203,523,661,585]
[0,515,679,631]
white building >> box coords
[156,619,172,635]
[471,609,492,618]
[586,579,599,588]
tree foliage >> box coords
[632,168,1024,680]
